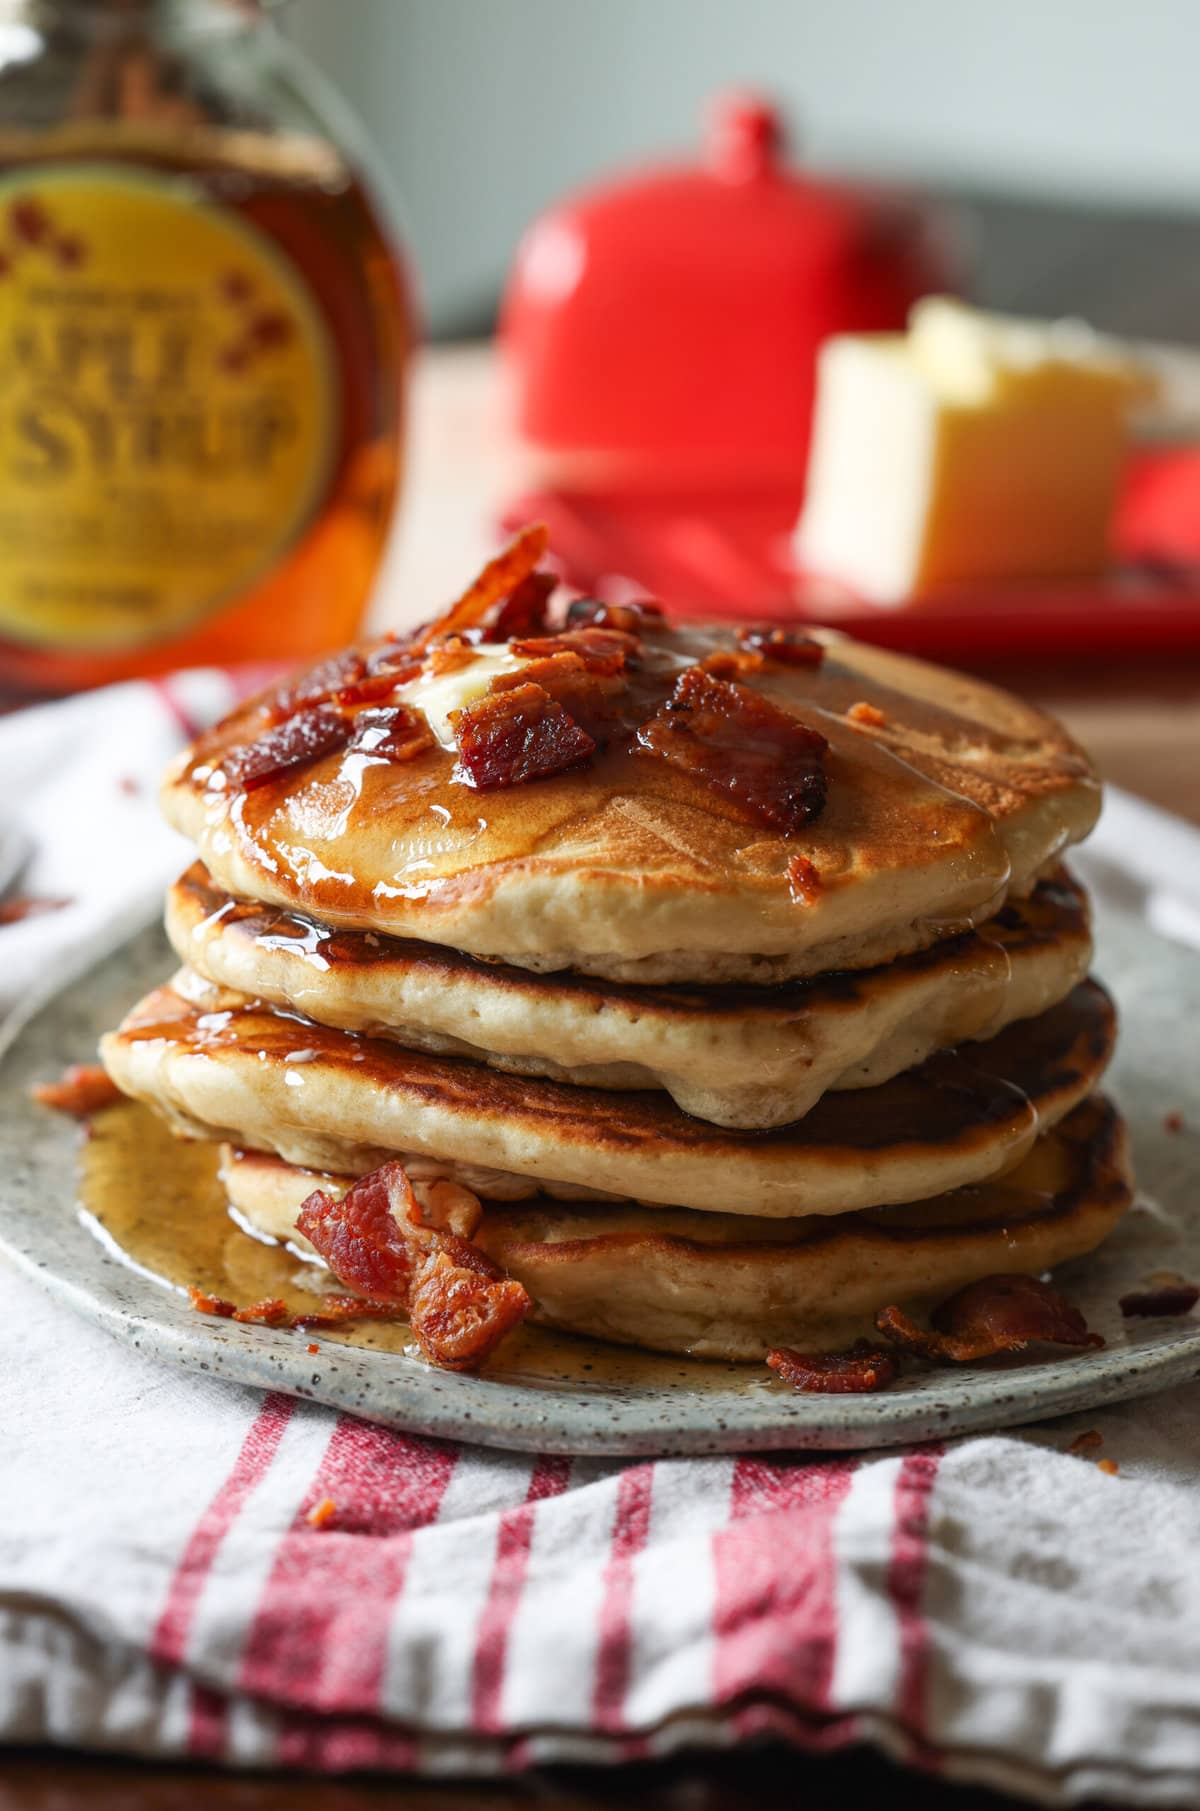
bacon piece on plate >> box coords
[32,1063,123,1116]
[232,1297,292,1326]
[412,523,550,650]
[296,1159,529,1369]
[187,1286,236,1317]
[452,682,595,790]
[351,704,435,764]
[408,1237,531,1372]
[787,852,821,906]
[1119,1283,1200,1317]
[876,1274,1104,1362]
[636,667,828,832]
[738,625,825,667]
[223,703,353,792]
[493,569,557,640]
[767,1342,898,1393]
[297,1161,420,1303]
[699,649,766,680]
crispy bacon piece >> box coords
[876,1275,1104,1363]
[408,1237,530,1372]
[232,1297,292,1326]
[32,1063,123,1117]
[412,523,549,651]
[738,625,824,667]
[297,1161,419,1302]
[187,1286,236,1317]
[767,1342,898,1394]
[1067,1429,1104,1455]
[265,650,367,722]
[1098,1458,1120,1476]
[490,652,626,744]
[296,1159,530,1369]
[223,704,353,792]
[452,682,595,791]
[293,1295,401,1328]
[848,700,887,728]
[306,1496,337,1529]
[699,649,766,680]
[333,671,406,709]
[787,852,821,906]
[428,636,479,677]
[365,642,423,683]
[493,569,557,639]
[0,895,70,926]
[565,598,665,634]
[1119,1283,1200,1317]
[635,667,828,833]
[350,704,435,764]
[510,626,637,675]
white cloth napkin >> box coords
[2,674,1200,1805]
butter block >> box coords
[795,298,1152,601]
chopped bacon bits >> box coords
[266,650,366,722]
[297,1161,419,1303]
[876,1274,1104,1364]
[307,1342,320,1354]
[306,1496,337,1529]
[187,1286,236,1317]
[408,1237,530,1372]
[787,852,821,906]
[293,1295,401,1328]
[565,598,665,634]
[1067,1429,1104,1456]
[223,704,353,791]
[0,894,70,926]
[767,1342,898,1394]
[452,682,595,791]
[1164,1111,1184,1134]
[699,649,766,680]
[427,636,479,677]
[510,627,637,675]
[350,704,435,764]
[413,523,549,650]
[232,1297,292,1326]
[333,672,406,709]
[1097,1458,1120,1476]
[295,1160,530,1370]
[493,569,556,639]
[1119,1282,1200,1318]
[491,653,625,744]
[32,1063,123,1117]
[635,667,828,833]
[848,700,887,728]
[738,625,824,667]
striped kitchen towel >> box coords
[4,675,1200,1806]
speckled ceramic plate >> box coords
[2,881,1199,1455]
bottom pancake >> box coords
[219,1096,1130,1361]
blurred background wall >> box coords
[285,0,1200,344]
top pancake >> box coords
[161,616,1099,985]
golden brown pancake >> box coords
[219,1096,1131,1359]
[160,625,1099,983]
[167,862,1093,1129]
[100,978,1116,1217]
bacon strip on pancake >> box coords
[452,681,596,790]
[767,1342,898,1393]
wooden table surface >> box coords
[6,344,1196,1808]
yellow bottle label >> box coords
[0,165,337,651]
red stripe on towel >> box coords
[889,1445,944,1754]
[713,1457,857,1717]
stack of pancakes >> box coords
[101,544,1131,1365]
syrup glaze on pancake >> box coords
[161,615,1099,983]
[167,862,1093,1128]
[220,1096,1131,1359]
[99,978,1116,1217]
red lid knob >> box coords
[705,90,784,182]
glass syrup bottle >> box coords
[0,0,413,697]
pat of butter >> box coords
[795,298,1153,602]
[396,644,530,750]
